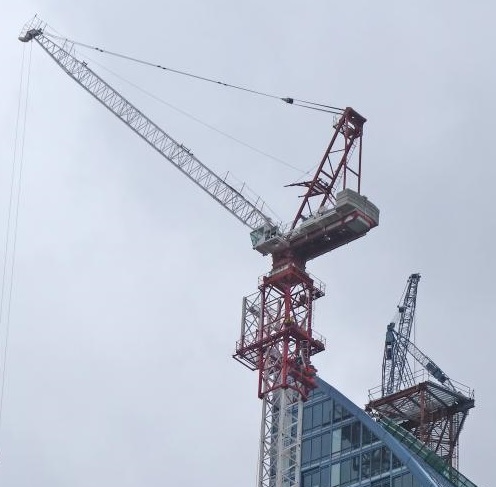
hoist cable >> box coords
[80,52,308,175]
[43,32,344,115]
[0,42,32,434]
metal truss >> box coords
[19,22,274,231]
[235,265,325,487]
[258,388,302,487]
[235,264,325,400]
[288,107,365,229]
[368,380,475,469]
[382,273,421,395]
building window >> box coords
[361,451,371,480]
[303,406,313,432]
[331,421,361,456]
[381,446,391,473]
[351,421,361,450]
[303,468,320,487]
[371,478,391,487]
[333,403,351,423]
[320,465,330,487]
[392,475,402,487]
[392,453,402,470]
[322,431,331,458]
[371,447,382,477]
[330,463,340,487]
[329,455,360,487]
[350,455,360,484]
[331,428,341,456]
[341,424,352,452]
[302,438,311,466]
[322,400,332,425]
[311,436,322,462]
[362,425,372,446]
[313,403,323,428]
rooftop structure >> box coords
[301,377,478,487]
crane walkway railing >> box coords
[379,416,477,487]
[368,370,474,402]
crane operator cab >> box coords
[250,223,288,255]
[385,323,396,360]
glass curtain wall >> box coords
[301,384,421,487]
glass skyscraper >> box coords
[301,377,477,487]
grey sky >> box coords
[1,2,494,486]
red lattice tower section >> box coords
[234,263,326,401]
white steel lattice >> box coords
[259,388,302,487]
[21,26,274,231]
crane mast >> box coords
[235,108,378,487]
[382,273,421,395]
[20,18,379,487]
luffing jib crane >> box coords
[20,18,379,487]
[367,273,475,469]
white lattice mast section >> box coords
[258,389,303,487]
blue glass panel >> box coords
[321,431,331,458]
[303,406,313,432]
[322,400,331,425]
[371,447,382,477]
[302,438,311,466]
[341,424,351,452]
[340,458,351,486]
[381,446,391,473]
[320,465,330,487]
[362,424,372,446]
[311,436,322,462]
[313,403,323,428]
[361,451,371,479]
[350,454,360,483]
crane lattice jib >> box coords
[382,273,421,395]
[400,330,456,392]
[20,29,274,231]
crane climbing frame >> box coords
[20,18,379,487]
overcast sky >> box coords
[0,2,494,486]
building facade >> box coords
[301,378,477,487]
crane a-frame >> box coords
[20,18,379,487]
[367,274,475,470]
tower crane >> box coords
[367,274,475,469]
[19,18,379,487]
